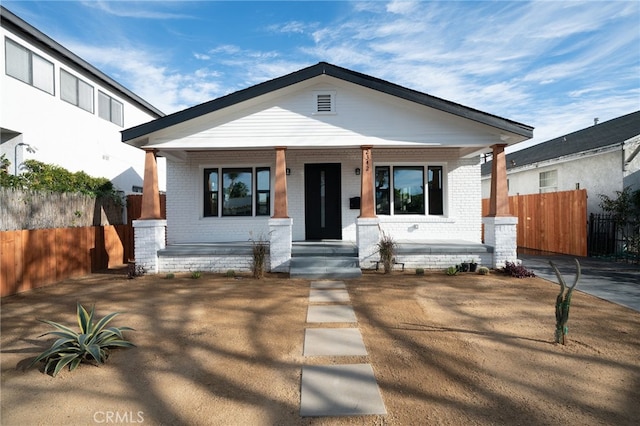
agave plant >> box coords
[29,303,135,377]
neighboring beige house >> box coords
[0,6,165,194]
[481,111,640,216]
[122,62,533,274]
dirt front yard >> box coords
[1,270,639,425]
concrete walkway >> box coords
[520,254,640,312]
[300,280,386,417]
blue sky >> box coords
[4,1,639,149]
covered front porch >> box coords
[131,142,512,275]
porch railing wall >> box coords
[482,189,588,256]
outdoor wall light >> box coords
[355,168,361,176]
[286,168,291,176]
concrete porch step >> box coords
[291,256,359,268]
[292,242,358,257]
[290,256,362,279]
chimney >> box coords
[594,117,599,125]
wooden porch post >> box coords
[487,144,510,217]
[359,145,376,218]
[272,147,289,218]
[140,149,161,220]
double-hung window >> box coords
[204,167,271,217]
[5,38,54,95]
[60,69,94,113]
[375,165,444,216]
[539,170,557,193]
[98,91,124,126]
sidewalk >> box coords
[520,254,640,312]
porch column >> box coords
[273,147,289,218]
[140,149,162,219]
[133,148,165,274]
[270,147,292,272]
[359,145,376,218]
[483,143,518,268]
[357,146,379,268]
[487,144,509,217]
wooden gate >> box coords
[483,189,587,256]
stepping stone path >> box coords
[300,280,387,417]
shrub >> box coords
[165,273,175,279]
[191,271,202,279]
[29,303,135,377]
[501,261,536,278]
[415,268,425,276]
[376,230,397,274]
[445,266,458,276]
[250,233,268,279]
[477,266,490,275]
[127,262,146,279]
[225,270,236,278]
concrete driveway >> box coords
[519,254,640,313]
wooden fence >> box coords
[482,189,587,256]
[0,194,166,297]
[0,225,132,297]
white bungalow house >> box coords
[481,111,640,217]
[0,6,165,194]
[122,62,533,275]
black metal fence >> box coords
[588,213,640,264]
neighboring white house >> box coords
[0,6,166,194]
[122,62,533,274]
[481,111,640,216]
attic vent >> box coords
[317,94,332,112]
[313,91,336,114]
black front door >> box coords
[305,163,342,240]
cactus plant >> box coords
[550,259,581,345]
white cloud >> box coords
[65,42,224,113]
[81,0,193,19]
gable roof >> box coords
[122,61,533,143]
[481,111,640,176]
[1,6,164,119]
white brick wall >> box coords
[375,253,493,270]
[158,254,269,273]
[483,216,518,268]
[269,218,293,272]
[133,219,166,273]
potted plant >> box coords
[459,261,469,272]
[469,259,478,273]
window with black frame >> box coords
[222,168,252,216]
[428,166,444,215]
[203,168,218,217]
[256,167,270,216]
[374,165,444,216]
[394,166,425,215]
[375,166,390,215]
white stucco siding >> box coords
[481,150,625,215]
[166,147,482,244]
[0,27,164,193]
[623,137,640,191]
[146,78,504,150]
